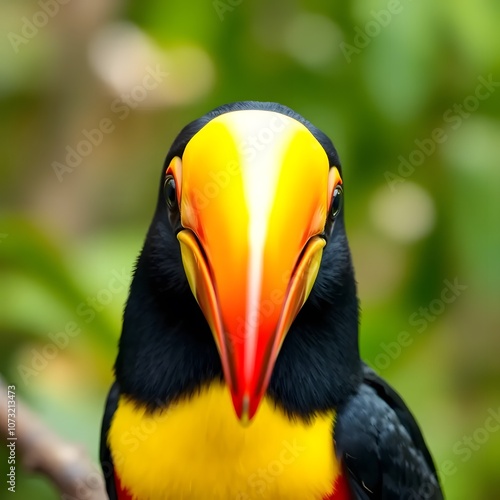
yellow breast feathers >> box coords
[108,383,340,500]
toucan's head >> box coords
[153,102,346,422]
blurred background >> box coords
[1,0,499,498]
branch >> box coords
[0,375,107,499]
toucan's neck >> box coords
[115,217,361,418]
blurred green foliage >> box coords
[1,0,500,498]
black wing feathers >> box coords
[335,365,443,500]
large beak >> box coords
[168,111,341,422]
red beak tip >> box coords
[240,394,250,425]
[234,393,257,426]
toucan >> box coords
[100,101,443,500]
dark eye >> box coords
[330,185,343,220]
[164,175,177,210]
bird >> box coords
[100,101,444,500]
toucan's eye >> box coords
[164,175,177,210]
[330,185,343,220]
